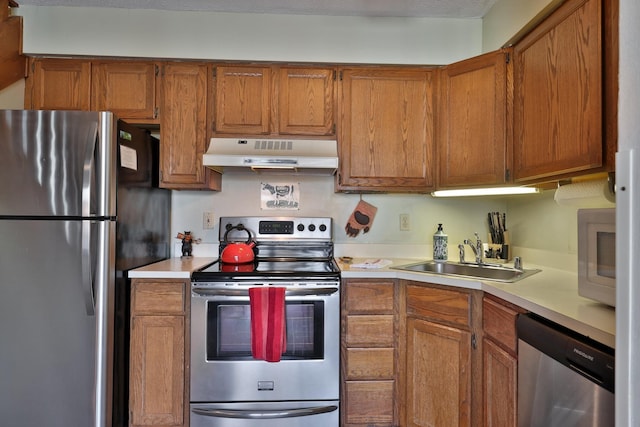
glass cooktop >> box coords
[192,258,341,281]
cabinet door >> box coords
[405,317,471,427]
[341,279,397,427]
[159,62,221,190]
[25,58,91,110]
[338,68,435,192]
[483,338,516,427]
[91,61,158,122]
[130,315,185,427]
[343,381,395,426]
[278,66,336,135]
[214,65,271,134]
[438,51,508,188]
[513,0,603,181]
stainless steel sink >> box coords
[391,260,540,283]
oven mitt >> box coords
[345,200,377,238]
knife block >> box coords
[485,231,511,262]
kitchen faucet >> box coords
[463,233,484,265]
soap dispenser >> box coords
[433,223,448,262]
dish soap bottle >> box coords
[433,223,448,262]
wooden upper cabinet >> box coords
[25,58,91,110]
[213,64,336,136]
[0,3,25,92]
[438,50,509,188]
[159,62,221,190]
[278,66,336,135]
[512,0,609,182]
[214,65,272,134]
[91,61,159,122]
[338,67,435,192]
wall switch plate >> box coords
[203,212,215,229]
[400,214,411,231]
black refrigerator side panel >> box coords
[112,119,171,427]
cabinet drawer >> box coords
[344,280,395,314]
[343,380,394,425]
[483,296,522,353]
[345,348,394,380]
[346,315,394,347]
[406,284,471,328]
[132,281,186,314]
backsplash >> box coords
[171,175,593,273]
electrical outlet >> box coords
[400,214,411,231]
[203,212,215,229]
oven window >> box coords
[206,301,324,360]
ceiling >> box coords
[15,0,499,18]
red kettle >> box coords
[220,225,256,264]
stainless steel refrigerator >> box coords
[0,110,171,427]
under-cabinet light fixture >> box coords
[431,186,541,197]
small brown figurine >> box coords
[176,231,201,257]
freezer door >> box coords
[0,110,117,218]
[0,218,116,427]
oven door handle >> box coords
[192,405,338,419]
[191,287,339,297]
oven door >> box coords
[190,401,339,427]
[190,282,340,402]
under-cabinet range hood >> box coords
[203,137,338,175]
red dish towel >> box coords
[249,287,287,362]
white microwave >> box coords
[577,208,616,306]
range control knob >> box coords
[319,224,327,232]
[309,224,316,232]
[297,223,305,232]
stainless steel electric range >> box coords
[190,216,340,427]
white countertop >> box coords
[128,255,615,348]
[341,257,615,348]
[128,257,216,279]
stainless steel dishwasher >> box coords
[517,314,614,427]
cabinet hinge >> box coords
[154,107,159,119]
[339,70,343,81]
[155,64,159,76]
[333,69,337,80]
[31,61,35,73]
[333,123,336,134]
[471,333,477,349]
[212,68,217,78]
[505,52,511,64]
[505,169,511,181]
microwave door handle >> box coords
[191,287,338,297]
[192,405,338,419]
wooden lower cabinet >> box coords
[483,339,516,427]
[129,279,189,427]
[405,317,472,427]
[401,281,483,427]
[482,295,524,427]
[341,279,398,426]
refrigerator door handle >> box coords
[81,122,98,218]
[82,220,95,315]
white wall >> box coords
[16,6,481,65]
[0,80,25,109]
[482,0,554,51]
